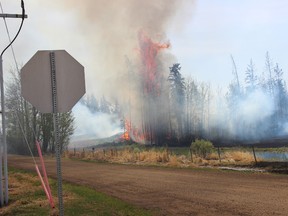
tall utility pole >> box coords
[0,1,27,206]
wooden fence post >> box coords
[252,145,257,164]
[217,147,222,163]
[190,148,193,162]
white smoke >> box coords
[237,89,274,124]
[57,0,196,142]
[72,103,122,140]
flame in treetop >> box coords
[138,30,170,95]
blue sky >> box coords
[1,0,288,93]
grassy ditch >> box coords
[66,145,259,167]
[0,167,155,216]
[66,143,288,174]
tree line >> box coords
[169,52,288,145]
[5,71,123,155]
[121,52,288,146]
[6,51,288,153]
[5,70,74,155]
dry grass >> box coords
[0,170,59,216]
[206,152,219,160]
[224,151,255,163]
[65,147,258,168]
[206,150,258,166]
[66,148,174,165]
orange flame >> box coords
[138,30,170,95]
[120,31,170,144]
[120,119,131,141]
[120,118,150,144]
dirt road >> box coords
[8,155,288,216]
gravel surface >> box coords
[8,155,288,216]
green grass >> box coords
[2,167,155,216]
[63,182,153,216]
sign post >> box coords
[49,51,64,214]
[21,50,85,216]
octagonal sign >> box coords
[21,50,85,113]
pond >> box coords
[255,151,288,161]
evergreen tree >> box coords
[265,52,274,95]
[245,59,257,92]
[168,63,186,139]
[273,64,288,132]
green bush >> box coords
[190,139,214,158]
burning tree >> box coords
[118,30,288,146]
[122,31,171,145]
[138,31,170,144]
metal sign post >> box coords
[50,51,64,215]
[21,50,85,215]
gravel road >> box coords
[8,155,288,216]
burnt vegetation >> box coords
[82,52,288,147]
[10,49,287,152]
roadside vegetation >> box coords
[0,167,155,216]
[65,140,265,168]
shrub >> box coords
[191,139,214,159]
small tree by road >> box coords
[190,139,213,159]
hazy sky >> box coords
[1,0,288,94]
[170,0,288,88]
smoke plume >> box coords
[53,1,287,145]
[56,0,195,96]
[54,0,195,142]
[39,1,287,145]
[72,103,121,139]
